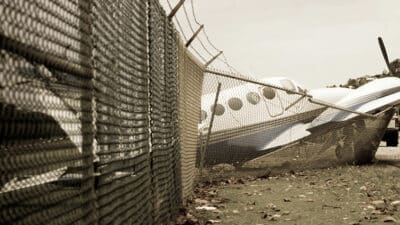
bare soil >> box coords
[176,145,400,225]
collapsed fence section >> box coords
[198,69,389,175]
[0,0,204,224]
[198,70,323,169]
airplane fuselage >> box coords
[199,77,400,166]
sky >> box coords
[164,0,400,88]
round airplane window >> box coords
[210,104,225,116]
[246,92,260,105]
[228,97,243,111]
[200,110,207,121]
[262,87,276,100]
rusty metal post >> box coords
[168,0,186,20]
[200,82,222,175]
[185,24,204,47]
[204,51,223,67]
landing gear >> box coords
[353,142,377,164]
[382,128,398,147]
[335,120,377,165]
[335,141,377,165]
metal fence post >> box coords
[199,82,222,175]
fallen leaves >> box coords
[181,162,400,225]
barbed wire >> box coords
[190,0,201,26]
[166,0,188,41]
[182,2,214,58]
[188,0,239,73]
[166,0,208,63]
[182,2,195,34]
[167,0,240,72]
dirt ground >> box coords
[176,144,400,225]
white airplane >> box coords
[199,37,400,167]
[0,55,85,192]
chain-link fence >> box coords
[198,69,394,175]
[0,1,204,224]
[93,1,155,224]
[148,1,181,223]
[0,1,97,224]
[177,38,204,199]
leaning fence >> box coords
[197,68,391,177]
[0,1,203,224]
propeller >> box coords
[378,37,394,75]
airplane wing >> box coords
[309,77,400,129]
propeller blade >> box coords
[378,37,393,74]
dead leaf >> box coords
[205,219,222,224]
[267,203,277,209]
[371,210,382,215]
[390,200,400,206]
[196,206,217,211]
[382,216,397,223]
[194,198,209,205]
[371,200,385,209]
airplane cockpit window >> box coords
[210,104,225,116]
[246,92,260,105]
[262,86,276,99]
[297,85,307,94]
[228,97,243,111]
[201,110,207,121]
[280,79,296,94]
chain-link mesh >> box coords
[92,0,153,224]
[0,1,96,224]
[1,0,395,224]
[149,1,182,223]
[199,70,393,171]
[177,38,204,199]
[200,71,321,167]
[1,0,198,224]
[165,19,182,217]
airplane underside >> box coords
[328,108,394,164]
[199,108,394,167]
